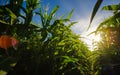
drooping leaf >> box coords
[102,4,120,11]
[97,17,112,31]
[96,12,120,31]
[88,0,103,30]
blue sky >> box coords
[38,0,119,34]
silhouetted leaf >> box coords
[88,0,103,30]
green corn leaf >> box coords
[0,70,7,75]
[5,8,17,20]
[59,14,66,19]
[49,5,59,19]
[62,56,78,63]
[87,31,97,36]
[5,7,17,25]
[67,9,74,19]
[46,5,59,25]
[0,20,9,25]
[96,17,112,31]
[96,12,120,31]
[68,22,77,28]
[102,4,120,10]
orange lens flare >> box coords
[0,35,18,50]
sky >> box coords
[39,0,119,33]
[39,0,120,50]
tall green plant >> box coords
[0,0,92,75]
[0,0,40,74]
[90,2,120,75]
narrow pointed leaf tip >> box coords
[67,9,74,19]
[88,0,103,30]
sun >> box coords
[81,33,101,51]
[91,34,101,42]
[86,34,101,43]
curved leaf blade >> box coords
[67,9,74,19]
[88,0,103,30]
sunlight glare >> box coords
[81,33,101,51]
[91,34,101,42]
